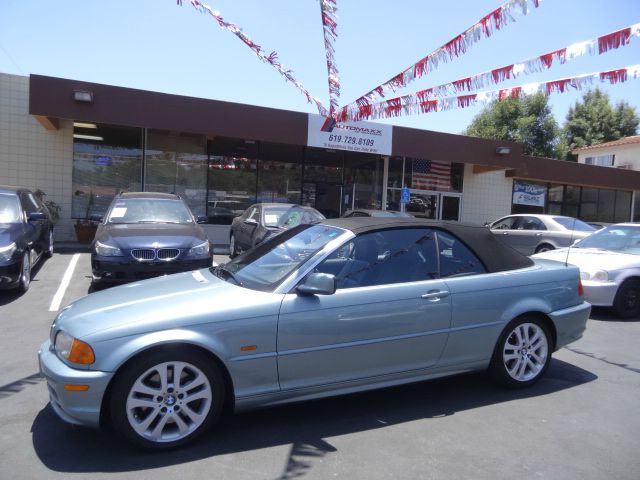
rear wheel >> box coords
[612,278,640,319]
[110,348,225,450]
[534,244,554,254]
[17,251,31,293]
[489,316,551,388]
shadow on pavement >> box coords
[589,306,640,323]
[32,358,596,474]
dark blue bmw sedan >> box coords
[91,192,213,286]
[0,185,53,292]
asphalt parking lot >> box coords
[1,249,639,480]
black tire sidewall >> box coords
[489,316,552,388]
[110,348,225,450]
[613,278,640,319]
[18,252,30,293]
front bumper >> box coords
[582,280,618,307]
[549,301,591,350]
[0,261,21,290]
[38,340,113,428]
[92,256,212,283]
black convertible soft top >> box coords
[320,217,534,273]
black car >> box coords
[91,192,212,285]
[0,185,53,292]
[229,203,325,257]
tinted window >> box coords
[520,217,546,230]
[316,228,439,289]
[0,194,21,223]
[553,217,596,232]
[437,231,486,277]
[492,217,516,230]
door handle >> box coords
[535,233,542,236]
[421,290,450,300]
[502,232,509,235]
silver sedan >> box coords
[39,218,590,450]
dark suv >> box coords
[0,185,54,292]
[91,192,212,285]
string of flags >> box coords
[334,65,640,123]
[176,0,639,124]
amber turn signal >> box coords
[63,384,90,392]
[68,339,96,365]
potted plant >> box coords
[74,190,98,243]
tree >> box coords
[564,88,639,151]
[464,92,560,158]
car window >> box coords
[315,228,440,289]
[553,217,596,232]
[575,225,640,254]
[20,191,40,215]
[107,199,194,224]
[520,217,546,231]
[492,217,515,230]
[0,194,21,223]
[437,231,487,277]
[248,206,261,223]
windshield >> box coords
[574,225,640,255]
[263,206,324,228]
[107,198,194,224]
[553,217,596,232]
[213,224,346,292]
[0,194,21,223]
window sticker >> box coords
[110,207,127,218]
[264,214,279,224]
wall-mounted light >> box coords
[496,147,511,155]
[73,90,94,103]
[73,134,103,141]
[73,122,98,129]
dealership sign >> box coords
[307,114,393,155]
[513,181,546,207]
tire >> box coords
[229,233,237,258]
[110,348,225,451]
[17,251,31,293]
[534,244,554,254]
[489,316,552,388]
[612,278,640,319]
[44,229,54,258]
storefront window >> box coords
[146,130,207,217]
[580,188,598,221]
[614,191,632,223]
[344,153,383,210]
[257,160,302,203]
[72,123,143,219]
[634,193,640,222]
[207,156,257,224]
[598,189,615,222]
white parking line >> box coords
[49,253,80,312]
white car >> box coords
[533,223,640,318]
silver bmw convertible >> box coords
[39,217,590,450]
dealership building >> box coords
[1,72,639,247]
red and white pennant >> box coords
[320,0,340,115]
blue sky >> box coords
[1,0,639,134]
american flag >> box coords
[411,159,451,190]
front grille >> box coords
[130,248,181,262]
[157,248,180,261]
[131,249,155,261]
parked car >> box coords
[90,192,212,285]
[488,214,596,255]
[229,203,325,257]
[39,217,589,450]
[533,223,640,318]
[343,209,413,218]
[0,185,53,292]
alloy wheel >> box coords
[502,322,549,382]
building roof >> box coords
[572,135,640,154]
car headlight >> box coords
[54,331,95,365]
[188,241,210,257]
[0,242,17,262]
[95,241,123,257]
[580,270,609,282]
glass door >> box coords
[440,194,462,221]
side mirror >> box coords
[89,214,103,223]
[196,215,208,224]
[27,212,47,221]
[244,218,258,226]
[296,273,336,296]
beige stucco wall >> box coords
[0,72,76,241]
[576,143,640,171]
[461,164,513,225]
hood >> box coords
[533,247,640,272]
[96,223,207,249]
[54,268,280,340]
[0,223,24,246]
